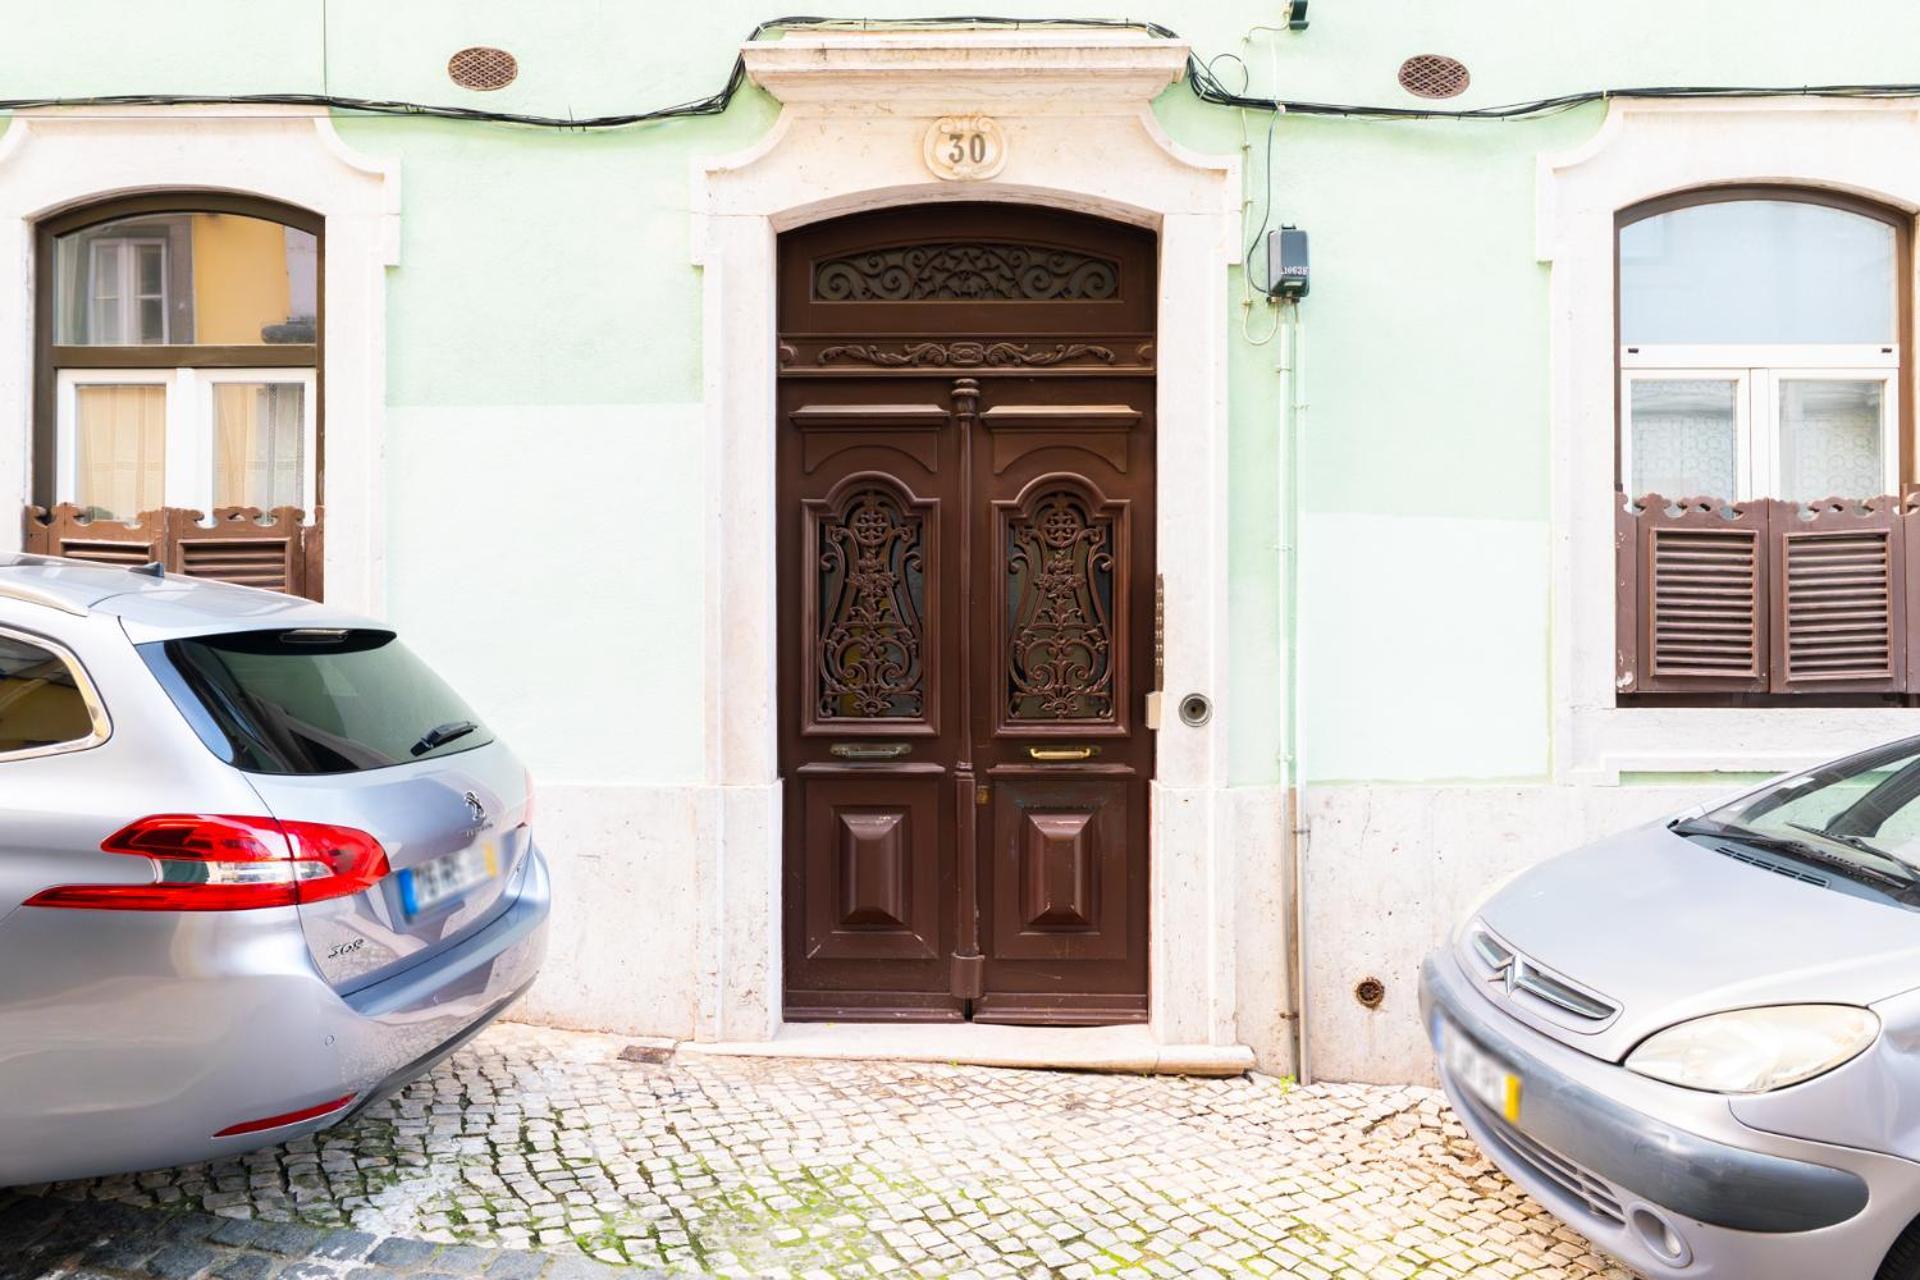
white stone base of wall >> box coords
[506,781,1300,1077]
[471,777,1765,1087]
[1301,781,1747,1084]
[510,784,709,1040]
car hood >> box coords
[1475,821,1920,1062]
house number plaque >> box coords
[923,115,1008,181]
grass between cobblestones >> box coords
[11,1023,1635,1279]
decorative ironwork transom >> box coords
[814,243,1121,303]
[1005,488,1117,721]
[814,484,928,720]
[817,340,1116,368]
[1397,54,1470,100]
[448,46,519,91]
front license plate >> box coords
[1444,1022,1523,1123]
[398,843,497,918]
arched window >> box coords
[1617,188,1907,503]
[28,193,323,596]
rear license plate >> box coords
[398,843,497,918]
[1444,1021,1523,1123]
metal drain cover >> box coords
[618,1043,675,1065]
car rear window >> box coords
[140,629,494,775]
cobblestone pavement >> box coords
[6,1022,1633,1280]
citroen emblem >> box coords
[464,791,487,824]
[1485,952,1523,997]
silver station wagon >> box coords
[1425,738,1920,1280]
[0,553,548,1185]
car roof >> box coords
[0,553,379,640]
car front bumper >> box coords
[0,844,550,1186]
[1422,949,1920,1280]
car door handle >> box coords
[830,742,913,761]
[1027,745,1099,761]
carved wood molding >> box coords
[817,340,1117,369]
[814,243,1120,302]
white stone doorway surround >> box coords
[688,31,1252,1071]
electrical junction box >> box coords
[1265,226,1309,299]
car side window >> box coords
[0,631,101,757]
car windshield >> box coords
[140,628,494,775]
[1696,737,1920,885]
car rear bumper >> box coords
[0,844,550,1186]
[1422,950,1920,1280]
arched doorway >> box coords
[776,203,1158,1024]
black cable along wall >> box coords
[10,14,1920,128]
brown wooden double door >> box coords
[777,205,1157,1024]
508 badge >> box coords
[327,937,368,959]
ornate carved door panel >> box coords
[778,205,1155,1025]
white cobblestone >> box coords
[35,1022,1633,1278]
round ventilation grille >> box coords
[1397,53,1470,100]
[447,46,518,91]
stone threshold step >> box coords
[674,1022,1255,1076]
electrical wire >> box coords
[13,15,1920,130]
[0,17,1175,129]
[1232,34,1283,347]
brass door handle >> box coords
[1027,745,1098,761]
[831,742,912,761]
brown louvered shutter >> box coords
[22,504,167,568]
[1906,494,1920,690]
[1615,496,1640,694]
[21,503,319,599]
[1770,497,1904,693]
[171,507,309,596]
[1627,494,1770,692]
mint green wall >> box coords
[12,1,1920,786]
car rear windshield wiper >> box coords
[410,719,478,757]
[1783,821,1920,883]
[1670,817,1920,893]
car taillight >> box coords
[23,814,390,912]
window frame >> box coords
[33,192,325,514]
[1614,185,1914,501]
[53,365,319,518]
[86,234,170,344]
[1619,363,1901,501]
[0,624,112,762]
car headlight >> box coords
[1624,1005,1879,1094]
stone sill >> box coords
[678,1021,1255,1077]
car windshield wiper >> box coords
[1783,821,1920,883]
[1670,817,1919,892]
[410,719,478,757]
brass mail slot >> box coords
[830,742,912,761]
[1026,745,1099,762]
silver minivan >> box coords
[1425,738,1920,1279]
[0,553,549,1185]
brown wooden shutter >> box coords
[21,503,320,600]
[1615,496,1641,694]
[172,507,308,596]
[1627,494,1770,693]
[1905,494,1920,692]
[1770,497,1904,693]
[23,504,168,568]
